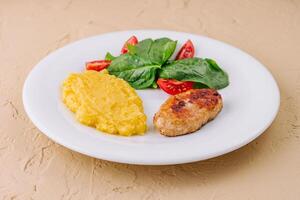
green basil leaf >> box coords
[130,39,153,58]
[108,54,160,89]
[159,58,229,89]
[127,44,136,55]
[105,52,116,61]
[193,82,209,89]
[107,37,177,89]
[151,81,158,89]
[149,38,177,65]
[117,66,159,89]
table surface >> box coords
[1,0,299,199]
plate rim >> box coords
[22,29,280,165]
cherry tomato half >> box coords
[121,36,138,54]
[157,78,194,95]
[175,39,195,60]
[86,60,112,71]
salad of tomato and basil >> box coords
[85,36,229,95]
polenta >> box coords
[62,70,147,136]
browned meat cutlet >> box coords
[153,89,223,136]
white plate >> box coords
[23,30,280,165]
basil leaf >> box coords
[149,38,177,65]
[151,81,158,89]
[129,39,152,59]
[159,58,229,89]
[105,52,116,61]
[108,37,177,89]
[108,54,160,89]
[118,66,159,89]
[128,38,176,65]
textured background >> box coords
[0,0,300,199]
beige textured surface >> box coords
[0,0,299,199]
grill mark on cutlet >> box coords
[190,90,207,100]
[213,91,219,96]
[188,89,220,110]
[170,89,220,113]
[171,100,186,112]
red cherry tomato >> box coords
[157,78,194,95]
[86,60,111,71]
[175,40,195,60]
[121,36,138,54]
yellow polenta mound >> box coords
[62,70,147,136]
